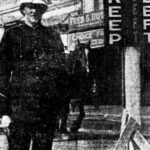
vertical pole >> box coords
[125,46,141,126]
[121,46,125,108]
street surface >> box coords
[1,105,150,150]
[52,105,150,150]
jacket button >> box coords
[36,67,39,70]
[33,40,37,44]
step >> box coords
[83,105,150,117]
[54,129,119,142]
[52,138,117,150]
[53,127,119,150]
[68,112,121,121]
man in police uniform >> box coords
[0,0,69,149]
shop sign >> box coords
[122,0,142,46]
[104,0,142,46]
[67,29,104,50]
[69,11,104,30]
[104,0,122,45]
[143,0,150,43]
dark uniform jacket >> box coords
[0,21,69,122]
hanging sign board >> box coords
[68,29,104,50]
[69,11,104,31]
[143,0,150,44]
[104,0,123,45]
[122,0,142,46]
[104,0,142,46]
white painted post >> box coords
[117,46,150,149]
[125,46,141,126]
[124,46,141,150]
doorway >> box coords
[89,46,122,105]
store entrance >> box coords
[88,46,122,105]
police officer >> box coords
[0,0,69,149]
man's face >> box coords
[22,4,43,24]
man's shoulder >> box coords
[4,21,25,33]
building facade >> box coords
[66,0,122,105]
[0,0,122,106]
[1,0,149,106]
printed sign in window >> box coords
[68,29,104,50]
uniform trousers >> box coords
[8,101,59,150]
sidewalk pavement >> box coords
[0,105,150,150]
[53,105,150,150]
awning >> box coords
[43,2,81,19]
[42,2,81,26]
[0,10,22,25]
[42,13,69,26]
[0,2,81,26]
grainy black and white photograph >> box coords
[0,0,149,149]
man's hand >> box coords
[0,115,11,128]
